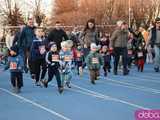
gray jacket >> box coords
[110,29,128,48]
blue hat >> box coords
[10,45,19,53]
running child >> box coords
[29,27,47,86]
[86,43,104,84]
[59,40,73,88]
[4,45,24,93]
[43,43,63,93]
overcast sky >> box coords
[23,0,53,17]
[0,0,53,17]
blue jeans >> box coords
[154,45,160,68]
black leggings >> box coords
[48,67,61,88]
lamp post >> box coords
[129,0,131,28]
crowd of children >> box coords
[1,24,157,94]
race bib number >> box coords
[52,55,59,62]
[64,55,72,62]
[138,52,143,57]
[92,58,99,64]
[128,50,133,55]
[10,62,17,70]
[39,46,46,54]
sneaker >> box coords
[138,66,140,72]
[113,69,118,75]
[154,67,159,72]
[16,87,21,93]
[35,81,41,86]
[79,67,83,76]
[58,87,64,94]
[123,70,129,75]
[42,80,48,88]
[31,74,36,80]
[91,80,95,85]
[96,76,101,80]
[24,67,28,73]
[104,72,107,77]
[12,87,16,93]
[66,82,71,88]
[13,87,20,94]
[140,68,143,72]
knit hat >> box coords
[50,43,57,50]
[61,41,68,48]
[49,42,56,49]
[10,45,18,53]
[66,40,73,48]
[90,43,97,49]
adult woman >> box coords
[80,18,99,57]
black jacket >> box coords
[45,51,60,69]
[47,29,68,50]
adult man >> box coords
[110,20,129,75]
[18,18,35,73]
[148,17,160,72]
[47,21,68,51]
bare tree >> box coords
[0,0,24,26]
[51,0,77,25]
[33,0,46,26]
[50,0,160,27]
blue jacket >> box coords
[30,38,46,61]
[6,55,24,73]
[19,26,35,49]
[59,50,73,74]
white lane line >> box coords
[129,74,160,81]
[81,71,160,94]
[83,69,160,84]
[101,81,160,95]
[51,84,151,110]
[0,87,71,120]
[51,84,113,101]
[1,70,152,110]
[113,75,160,84]
[106,78,160,94]
[71,83,151,110]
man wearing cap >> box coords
[148,17,160,72]
[110,20,129,75]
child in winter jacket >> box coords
[43,43,63,93]
[4,45,24,93]
[29,27,47,86]
[74,43,84,76]
[86,43,104,84]
[101,45,111,77]
[136,46,145,72]
[59,40,73,88]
